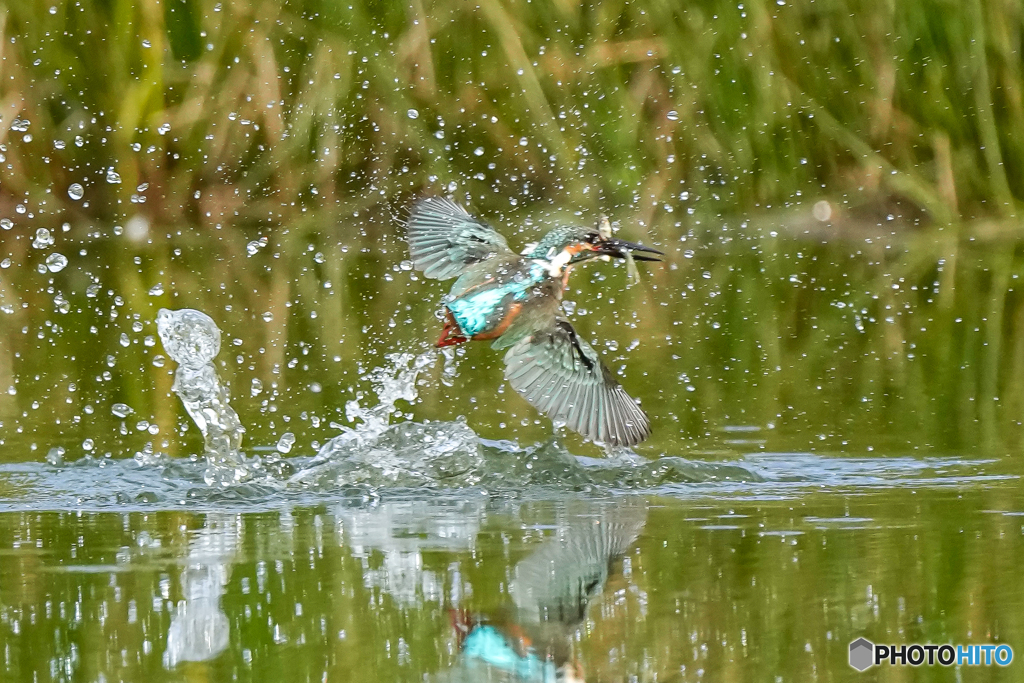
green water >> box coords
[1,216,1023,681]
[2,486,1023,681]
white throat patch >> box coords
[545,248,574,277]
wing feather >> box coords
[503,318,652,447]
[404,197,513,280]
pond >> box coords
[1,212,1023,681]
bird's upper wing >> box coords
[404,197,514,280]
[501,300,651,447]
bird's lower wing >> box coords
[502,316,651,447]
[404,197,514,280]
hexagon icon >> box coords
[849,638,874,671]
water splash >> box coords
[292,351,486,488]
[157,308,248,486]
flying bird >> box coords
[404,197,661,447]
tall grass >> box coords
[0,0,1021,232]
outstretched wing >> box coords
[404,197,514,280]
[502,313,651,447]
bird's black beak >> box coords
[594,238,664,262]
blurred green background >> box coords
[1,0,1023,226]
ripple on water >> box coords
[0,419,1012,512]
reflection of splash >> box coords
[441,500,647,683]
[163,514,240,668]
[335,500,482,606]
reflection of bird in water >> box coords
[440,502,647,682]
[404,197,662,447]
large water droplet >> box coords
[156,308,221,368]
[45,253,68,272]
[32,228,54,249]
[0,218,11,230]
[111,403,134,419]
[276,432,296,454]
[68,183,84,200]
[106,169,122,184]
[407,109,419,119]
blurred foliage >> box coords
[0,0,1023,231]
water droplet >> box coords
[119,333,131,347]
[32,228,54,249]
[68,183,84,200]
[667,110,680,121]
[106,169,122,184]
[54,294,70,314]
[46,447,65,466]
[0,218,11,230]
[111,403,134,419]
[276,432,296,454]
[262,311,274,322]
[313,251,325,264]
[250,378,263,397]
[148,283,164,296]
[246,236,268,256]
[474,147,485,156]
[82,438,94,452]
[407,109,419,119]
[141,38,152,48]
[156,308,222,368]
[45,253,67,273]
[157,123,171,135]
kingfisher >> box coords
[404,197,662,447]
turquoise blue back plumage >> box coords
[446,266,544,337]
[404,197,660,447]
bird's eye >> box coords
[585,233,600,244]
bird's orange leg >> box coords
[436,310,469,348]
